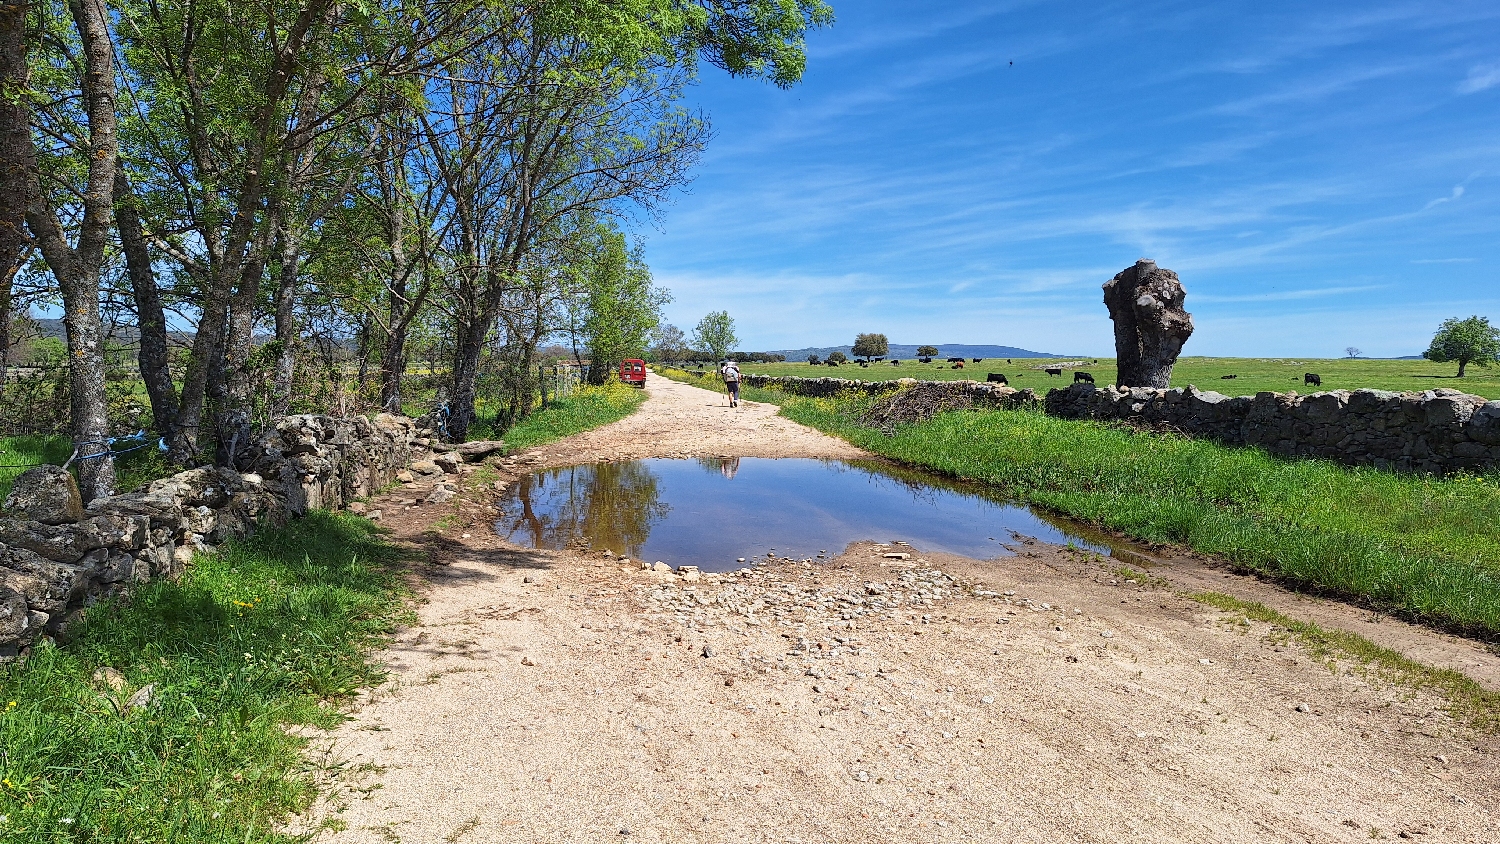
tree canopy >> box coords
[1424,316,1500,377]
[852,332,888,359]
[692,310,737,362]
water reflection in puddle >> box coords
[496,457,1113,572]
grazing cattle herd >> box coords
[755,357,1341,393]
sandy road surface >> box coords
[302,372,1500,843]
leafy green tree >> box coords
[1424,316,1500,377]
[916,345,938,358]
[579,228,667,384]
[852,333,888,359]
[807,354,820,365]
[826,351,846,364]
[649,324,688,363]
[692,310,737,361]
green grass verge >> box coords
[0,511,408,841]
[498,381,646,452]
[656,368,1500,638]
[732,355,1500,399]
[1191,591,1500,729]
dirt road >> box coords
[303,372,1500,843]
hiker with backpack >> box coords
[719,359,742,407]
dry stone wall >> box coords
[1045,383,1500,473]
[0,413,436,660]
[676,369,1500,474]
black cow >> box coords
[1046,368,1063,376]
[986,373,1008,384]
[1221,374,1237,380]
[1304,373,1321,387]
[972,358,982,363]
[891,359,901,365]
[947,357,965,364]
[1074,371,1095,384]
[918,357,932,364]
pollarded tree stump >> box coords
[1103,259,1194,388]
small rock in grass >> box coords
[93,667,127,692]
[125,684,156,712]
[521,656,536,666]
[1295,703,1310,713]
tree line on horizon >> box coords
[0,0,833,498]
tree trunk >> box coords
[447,313,492,442]
[22,0,118,500]
[114,169,177,434]
[269,224,300,418]
[166,268,229,465]
[0,0,26,383]
[1458,359,1468,378]
[216,243,268,467]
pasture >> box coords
[733,356,1500,399]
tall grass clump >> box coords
[760,392,1500,638]
[0,512,407,842]
[498,381,646,452]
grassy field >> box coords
[730,356,1500,399]
[660,367,1500,638]
[0,512,408,842]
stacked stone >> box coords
[1045,383,1500,473]
[739,373,1039,408]
[0,413,422,660]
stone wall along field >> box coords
[1045,383,1500,473]
[0,413,489,660]
[684,368,1500,474]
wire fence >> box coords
[0,431,164,499]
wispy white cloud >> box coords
[1423,184,1466,209]
[1192,284,1388,304]
[1457,63,1500,94]
[1410,257,1475,264]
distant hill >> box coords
[764,343,1066,360]
[33,318,197,347]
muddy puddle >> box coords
[496,457,1120,572]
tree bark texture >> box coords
[114,169,178,434]
[1102,259,1194,389]
[0,0,26,378]
[269,225,301,418]
[215,240,269,467]
[23,0,118,500]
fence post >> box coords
[539,365,547,409]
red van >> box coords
[619,359,647,388]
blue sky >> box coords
[640,0,1500,357]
